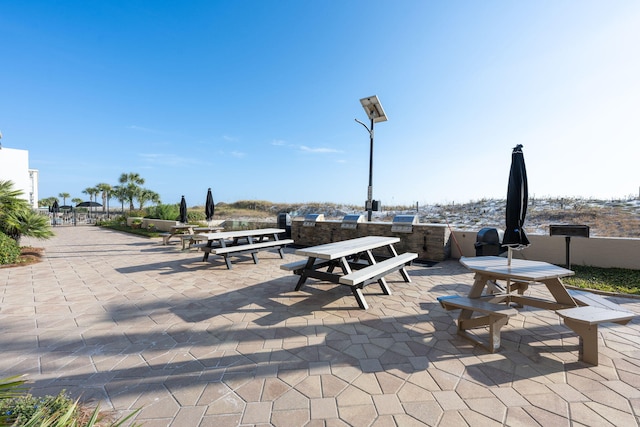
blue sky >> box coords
[2,1,639,207]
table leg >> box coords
[295,257,316,291]
[202,241,211,262]
[541,278,578,307]
[468,274,490,298]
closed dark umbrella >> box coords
[179,196,188,223]
[205,188,215,222]
[503,144,530,263]
[50,200,59,226]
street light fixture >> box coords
[355,95,387,221]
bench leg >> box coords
[488,315,509,352]
[563,318,599,365]
[399,266,411,283]
[457,312,509,353]
[222,255,233,269]
[377,278,392,295]
[251,252,259,264]
[352,287,369,310]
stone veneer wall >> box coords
[291,219,451,262]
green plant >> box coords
[145,204,179,221]
[0,232,21,265]
[0,376,141,427]
[0,181,54,245]
[187,211,205,222]
[0,390,74,425]
[127,210,146,218]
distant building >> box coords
[0,147,39,209]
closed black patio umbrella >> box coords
[50,200,59,226]
[205,188,215,223]
[179,196,188,224]
[503,144,530,264]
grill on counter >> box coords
[391,215,418,233]
[341,214,364,229]
[303,214,325,227]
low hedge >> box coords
[0,232,20,265]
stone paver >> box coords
[1,226,639,425]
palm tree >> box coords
[38,197,57,209]
[137,189,161,210]
[71,197,83,206]
[58,192,70,207]
[0,180,54,244]
[82,187,100,219]
[95,183,112,215]
[111,186,127,214]
[118,172,145,211]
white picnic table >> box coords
[282,236,417,309]
[196,228,292,269]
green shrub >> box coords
[0,376,142,426]
[127,209,146,218]
[188,211,206,222]
[0,232,20,265]
[146,204,180,220]
[0,390,76,425]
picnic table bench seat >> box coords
[337,252,417,309]
[338,252,417,287]
[556,290,637,365]
[438,295,518,352]
[202,239,294,269]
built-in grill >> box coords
[391,215,418,233]
[341,214,364,229]
[303,213,325,227]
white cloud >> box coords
[298,145,341,154]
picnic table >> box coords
[160,224,196,246]
[439,256,636,364]
[161,225,225,248]
[195,228,293,269]
[281,236,417,309]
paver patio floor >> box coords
[1,226,639,426]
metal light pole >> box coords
[355,95,387,221]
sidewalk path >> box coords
[1,226,639,426]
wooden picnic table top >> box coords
[459,256,575,282]
[295,236,400,260]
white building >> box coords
[0,146,39,209]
